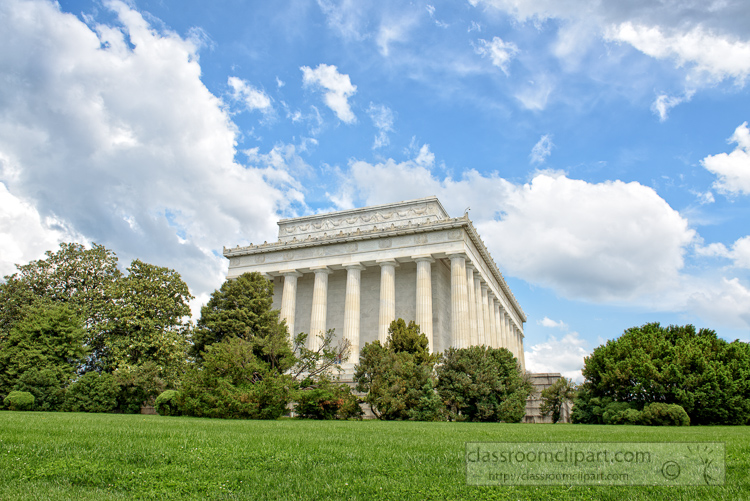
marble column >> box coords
[449,254,470,348]
[413,255,435,353]
[465,264,479,346]
[481,284,490,347]
[309,266,332,351]
[512,324,520,360]
[474,277,485,346]
[519,330,526,373]
[500,309,509,350]
[279,270,302,339]
[493,301,502,350]
[377,259,399,344]
[343,264,365,364]
[488,295,497,348]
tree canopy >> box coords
[575,322,750,425]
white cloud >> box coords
[227,76,272,113]
[367,103,395,149]
[607,23,750,85]
[514,76,554,111]
[685,277,750,329]
[316,0,368,41]
[474,36,519,75]
[0,0,302,297]
[339,155,695,302]
[301,64,358,124]
[471,0,750,87]
[538,317,567,329]
[525,332,589,381]
[530,134,554,164]
[651,92,693,122]
[696,235,750,270]
[702,122,750,195]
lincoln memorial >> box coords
[223,196,526,372]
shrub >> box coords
[296,379,362,420]
[436,346,531,423]
[641,402,690,426]
[114,362,166,414]
[63,372,119,413]
[178,337,294,419]
[4,391,35,411]
[13,367,70,411]
[602,402,642,425]
[154,390,181,416]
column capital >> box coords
[343,262,366,271]
[376,259,400,268]
[279,269,302,277]
[411,254,435,263]
[465,262,475,272]
[310,266,333,275]
[480,282,489,291]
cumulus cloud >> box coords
[0,0,301,297]
[530,134,554,164]
[525,332,589,381]
[227,76,273,113]
[474,37,519,75]
[696,235,750,269]
[367,103,395,149]
[685,277,750,329]
[301,64,358,123]
[338,155,695,302]
[702,122,750,195]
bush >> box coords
[178,337,294,419]
[296,379,362,420]
[641,402,690,426]
[154,390,181,416]
[63,372,119,413]
[602,402,642,425]
[436,346,531,423]
[13,367,70,411]
[114,362,166,414]
[4,391,35,411]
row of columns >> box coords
[449,254,525,371]
[278,254,524,370]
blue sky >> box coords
[1,0,749,378]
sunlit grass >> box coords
[0,412,747,500]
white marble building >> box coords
[224,196,526,371]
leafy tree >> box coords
[100,259,193,386]
[193,272,292,370]
[178,337,294,419]
[354,320,443,421]
[113,362,166,414]
[0,303,87,403]
[540,377,577,423]
[290,328,351,381]
[436,346,532,423]
[154,390,181,416]
[296,377,362,420]
[577,323,750,425]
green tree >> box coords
[540,377,577,423]
[0,303,87,403]
[178,337,294,419]
[193,272,292,370]
[354,320,443,421]
[101,259,193,386]
[436,346,532,423]
[577,323,750,425]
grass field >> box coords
[0,412,748,500]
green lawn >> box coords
[0,412,747,500]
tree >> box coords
[540,377,576,423]
[192,272,292,370]
[0,303,87,403]
[436,346,532,423]
[354,320,443,421]
[100,259,193,386]
[576,323,750,425]
[178,337,294,419]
